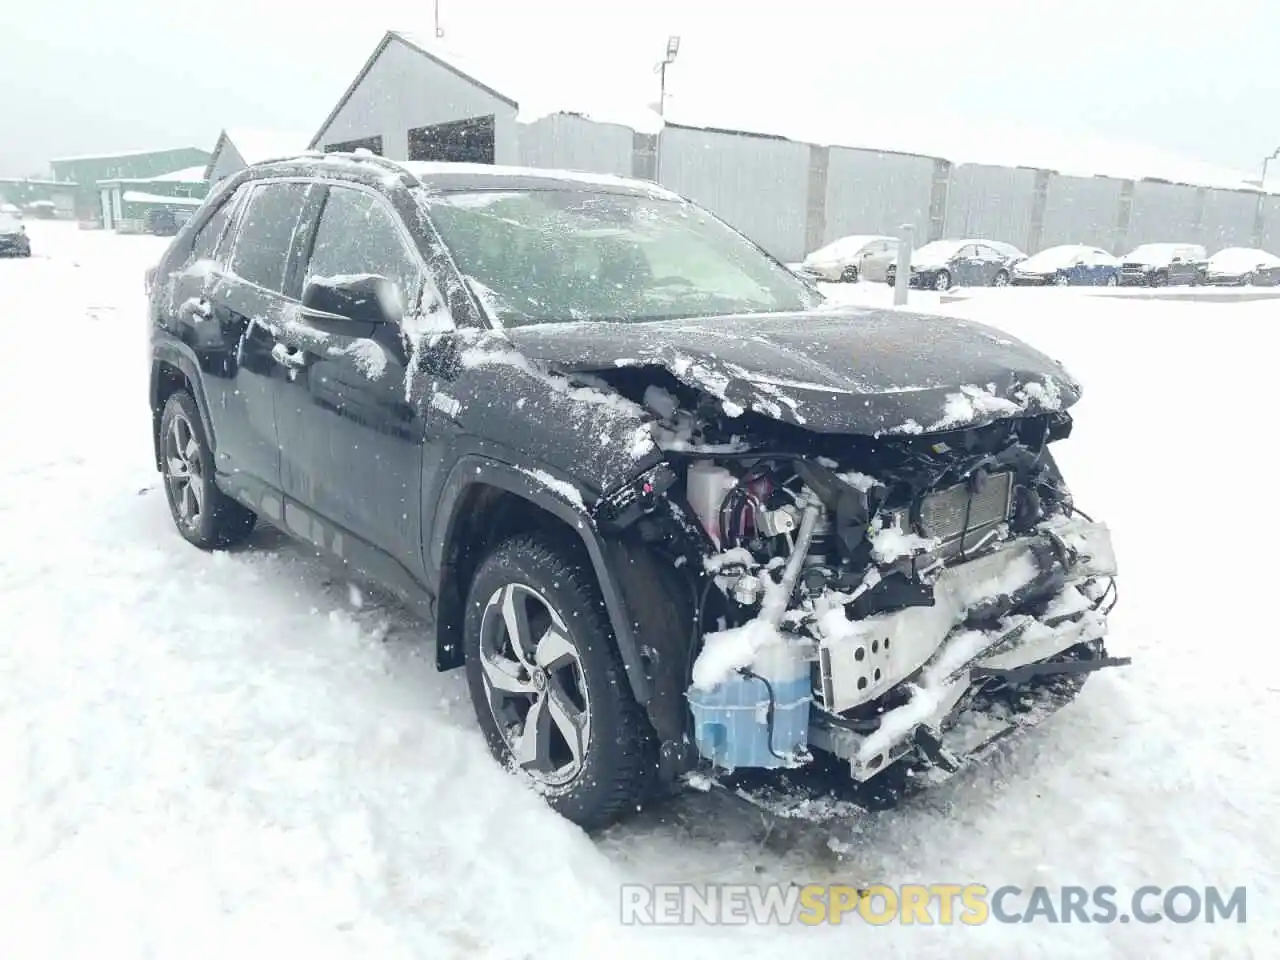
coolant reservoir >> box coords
[686,462,737,544]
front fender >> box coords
[430,455,652,707]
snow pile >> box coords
[4,221,1279,959]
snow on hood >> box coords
[1207,247,1280,273]
[502,309,1080,436]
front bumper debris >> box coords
[809,515,1122,781]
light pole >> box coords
[1262,147,1280,191]
[433,0,444,37]
[655,35,680,119]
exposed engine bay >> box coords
[588,365,1125,795]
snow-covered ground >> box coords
[1,222,1275,958]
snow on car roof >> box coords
[1207,247,1280,269]
[399,160,680,198]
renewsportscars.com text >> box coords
[620,883,1247,926]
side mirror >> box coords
[302,274,403,328]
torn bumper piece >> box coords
[808,515,1123,781]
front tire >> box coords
[992,270,1010,287]
[840,264,859,283]
[463,534,656,829]
[159,391,256,549]
[933,269,951,291]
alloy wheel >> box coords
[479,583,592,787]
[163,412,204,531]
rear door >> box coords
[159,183,281,501]
[863,240,897,281]
[972,243,1006,284]
[207,179,321,497]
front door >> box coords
[272,182,440,574]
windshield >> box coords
[423,189,821,326]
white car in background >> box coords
[1201,247,1280,286]
[801,234,900,282]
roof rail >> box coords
[253,150,421,188]
[317,149,421,187]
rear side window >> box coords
[303,186,422,303]
[187,187,243,266]
[228,181,312,293]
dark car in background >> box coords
[1011,244,1121,286]
[0,206,31,257]
[1117,243,1205,286]
[1199,247,1280,286]
[885,238,1023,290]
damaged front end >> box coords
[588,368,1125,800]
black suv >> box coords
[147,154,1122,829]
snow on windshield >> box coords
[912,240,964,265]
[421,189,819,326]
[1018,245,1087,271]
[804,235,885,264]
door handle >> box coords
[271,342,308,369]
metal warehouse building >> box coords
[312,31,1280,262]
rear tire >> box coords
[463,533,657,830]
[992,270,1010,287]
[158,391,256,549]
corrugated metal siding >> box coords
[1260,198,1280,251]
[1124,181,1202,247]
[657,126,810,261]
[1199,189,1259,250]
[516,114,633,176]
[318,39,519,162]
[943,164,1037,249]
[822,148,932,246]
[1039,175,1125,250]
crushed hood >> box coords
[502,308,1081,436]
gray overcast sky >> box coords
[3,0,1277,178]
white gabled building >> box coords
[204,129,312,182]
[308,31,661,177]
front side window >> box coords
[228,181,312,293]
[303,186,422,306]
[422,189,820,326]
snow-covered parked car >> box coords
[0,206,31,257]
[800,234,899,283]
[1011,244,1121,286]
[146,153,1123,829]
[1200,246,1280,286]
[1117,242,1206,286]
[885,239,1025,290]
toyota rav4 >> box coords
[146,153,1123,829]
